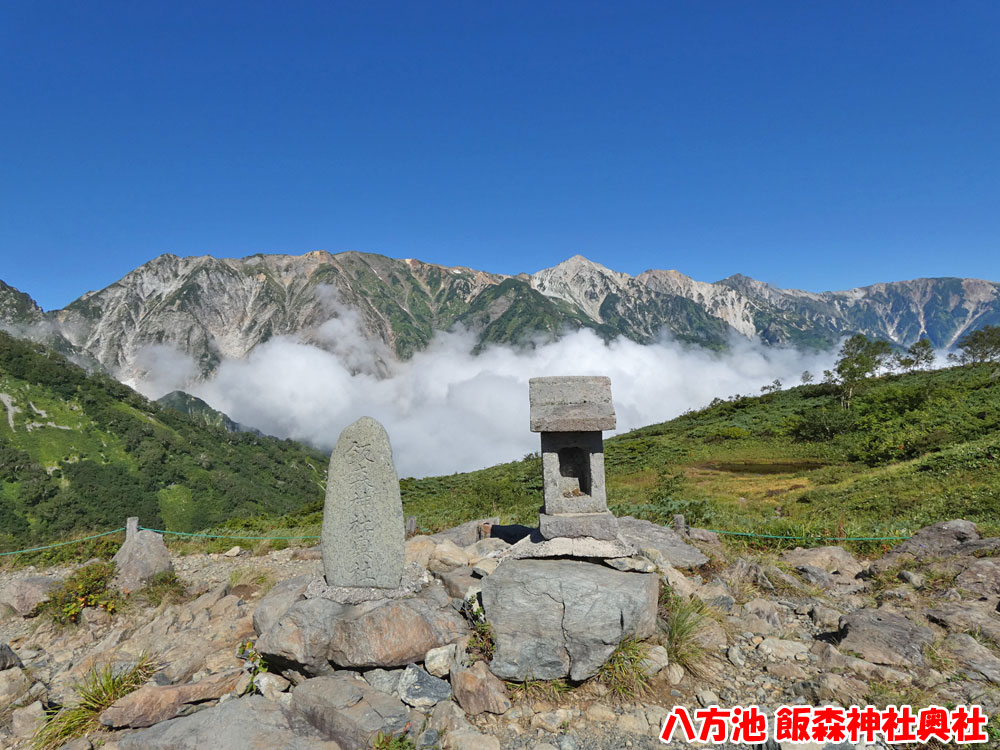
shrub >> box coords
[133,570,188,607]
[37,562,121,624]
[371,731,416,749]
[31,654,158,750]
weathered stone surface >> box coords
[424,643,456,678]
[405,535,437,568]
[112,518,173,593]
[616,516,708,569]
[255,672,292,701]
[756,638,809,660]
[99,670,242,728]
[838,609,934,667]
[326,595,468,668]
[782,546,863,578]
[429,518,498,547]
[253,575,312,635]
[482,558,658,681]
[118,695,340,749]
[451,659,511,715]
[256,597,345,675]
[795,564,835,588]
[448,729,502,750]
[925,602,1000,643]
[11,700,45,739]
[529,376,615,432]
[0,666,30,707]
[0,642,22,670]
[539,511,619,540]
[431,541,471,569]
[955,558,1000,596]
[292,674,409,749]
[502,530,635,560]
[946,633,1000,684]
[464,538,510,564]
[363,668,402,694]
[396,664,451,707]
[868,519,1000,574]
[258,587,468,672]
[306,562,430,604]
[322,416,404,590]
[0,575,59,616]
[640,645,670,677]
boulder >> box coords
[0,666,30,707]
[451,659,511,715]
[782,545,863,578]
[837,609,934,667]
[362,668,403,695]
[0,575,59,616]
[257,587,468,673]
[945,633,1000,685]
[112,529,173,592]
[430,540,470,569]
[405,536,437,568]
[869,520,1000,574]
[253,575,312,635]
[424,643,456,678]
[395,664,451,708]
[291,674,410,749]
[0,642,22,670]
[482,558,658,681]
[99,670,242,728]
[117,695,340,749]
[955,558,1000,596]
[436,567,479,599]
[616,517,708,569]
[429,517,498,547]
[11,700,46,739]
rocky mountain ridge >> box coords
[2,251,999,384]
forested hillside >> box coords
[0,331,326,552]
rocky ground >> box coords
[1,518,999,750]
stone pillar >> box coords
[125,517,139,542]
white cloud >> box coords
[131,313,839,477]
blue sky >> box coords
[1,1,998,311]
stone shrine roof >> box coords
[528,376,616,432]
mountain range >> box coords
[2,251,999,384]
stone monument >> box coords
[530,376,619,541]
[322,416,405,589]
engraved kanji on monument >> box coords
[322,416,404,590]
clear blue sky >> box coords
[2,1,998,311]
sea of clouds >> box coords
[130,303,840,478]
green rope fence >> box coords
[0,523,912,557]
[0,527,126,557]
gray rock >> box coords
[429,517,498,547]
[363,668,403,694]
[112,517,173,592]
[782,545,863,578]
[11,700,45,738]
[946,633,1000,684]
[727,645,746,667]
[796,564,835,588]
[616,516,708,569]
[117,695,340,749]
[482,558,658,681]
[292,674,409,749]
[539,511,619,540]
[0,666,30,707]
[257,587,468,672]
[695,689,719,706]
[0,575,59,616]
[0,642,22,670]
[502,529,635,560]
[955,558,1000,596]
[436,566,479,599]
[899,569,925,588]
[838,608,934,667]
[253,575,312,635]
[869,519,1000,574]
[322,416,404,590]
[395,664,451,707]
[529,376,615,432]
[424,643,456,678]
[925,602,1000,643]
[451,659,512,715]
[538,431,610,514]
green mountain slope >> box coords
[156,390,261,435]
[392,363,1000,551]
[0,331,326,552]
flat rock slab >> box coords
[306,563,430,604]
[482,558,658,681]
[292,674,410,749]
[501,530,635,560]
[945,633,1000,685]
[782,545,863,578]
[118,695,341,750]
[539,511,619,541]
[323,416,404,589]
[925,603,1000,643]
[99,670,242,728]
[616,516,709,569]
[955,558,1000,596]
[837,609,934,667]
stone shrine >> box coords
[529,376,619,541]
[322,416,405,590]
